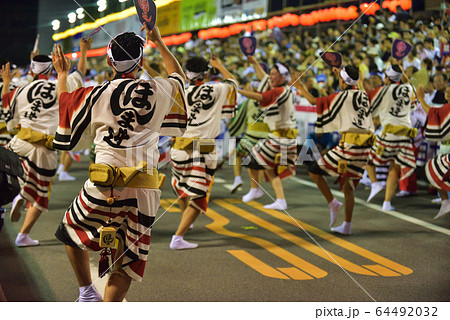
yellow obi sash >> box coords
[17,127,54,150]
[341,132,376,147]
[89,161,159,189]
[272,128,299,139]
[382,124,417,138]
[173,137,216,153]
[247,122,270,133]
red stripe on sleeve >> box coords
[59,87,94,129]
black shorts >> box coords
[55,221,79,248]
[305,160,329,176]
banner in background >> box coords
[158,1,181,35]
[180,0,217,32]
[216,0,268,25]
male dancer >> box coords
[170,56,237,250]
[239,60,298,210]
[365,64,416,211]
[417,84,450,219]
[52,24,187,301]
[227,56,270,196]
[296,65,374,235]
[1,39,91,246]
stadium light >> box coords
[118,0,128,2]
[76,8,85,19]
[52,19,60,31]
[97,0,107,12]
[68,12,76,24]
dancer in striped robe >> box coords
[227,56,270,195]
[365,65,417,211]
[417,84,450,219]
[296,65,374,235]
[0,39,90,247]
[170,56,237,250]
[52,26,187,301]
[239,60,298,210]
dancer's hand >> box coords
[51,44,71,75]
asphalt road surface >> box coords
[1,156,449,303]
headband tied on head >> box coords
[186,71,208,81]
[107,32,146,73]
[30,57,52,75]
[275,63,291,83]
[340,67,359,86]
[385,65,402,82]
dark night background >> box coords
[0,0,39,66]
[0,0,430,67]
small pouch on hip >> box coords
[89,164,116,187]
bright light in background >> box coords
[97,0,107,12]
[72,53,78,59]
[52,19,60,31]
[68,12,76,24]
[76,8,85,19]
[118,0,128,2]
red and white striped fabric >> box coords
[8,137,56,211]
[369,133,416,181]
[319,142,371,189]
[425,154,450,191]
[171,149,216,213]
[60,181,160,281]
[171,79,237,213]
[54,72,187,282]
[249,134,298,180]
[424,103,450,191]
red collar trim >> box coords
[38,74,49,80]
[122,73,135,79]
[195,80,204,86]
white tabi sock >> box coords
[328,198,343,227]
[331,221,351,235]
[78,284,102,302]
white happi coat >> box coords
[2,72,83,211]
[171,78,238,213]
[53,73,187,282]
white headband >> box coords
[275,63,291,83]
[30,59,52,75]
[186,71,208,81]
[107,32,146,73]
[385,65,402,82]
[340,68,358,86]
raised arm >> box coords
[209,56,236,82]
[294,81,317,105]
[247,55,267,81]
[142,24,185,82]
[77,38,92,77]
[238,89,263,102]
[1,62,12,98]
[51,44,71,100]
[416,85,431,114]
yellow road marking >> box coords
[277,267,313,280]
[227,250,290,279]
[160,199,179,212]
[245,200,413,276]
[205,208,327,278]
[363,265,401,277]
[214,199,377,276]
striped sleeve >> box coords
[2,87,21,132]
[425,103,450,142]
[160,72,187,137]
[367,86,387,116]
[53,85,98,151]
[220,78,238,119]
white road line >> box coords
[89,258,127,302]
[214,177,226,183]
[290,177,450,236]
